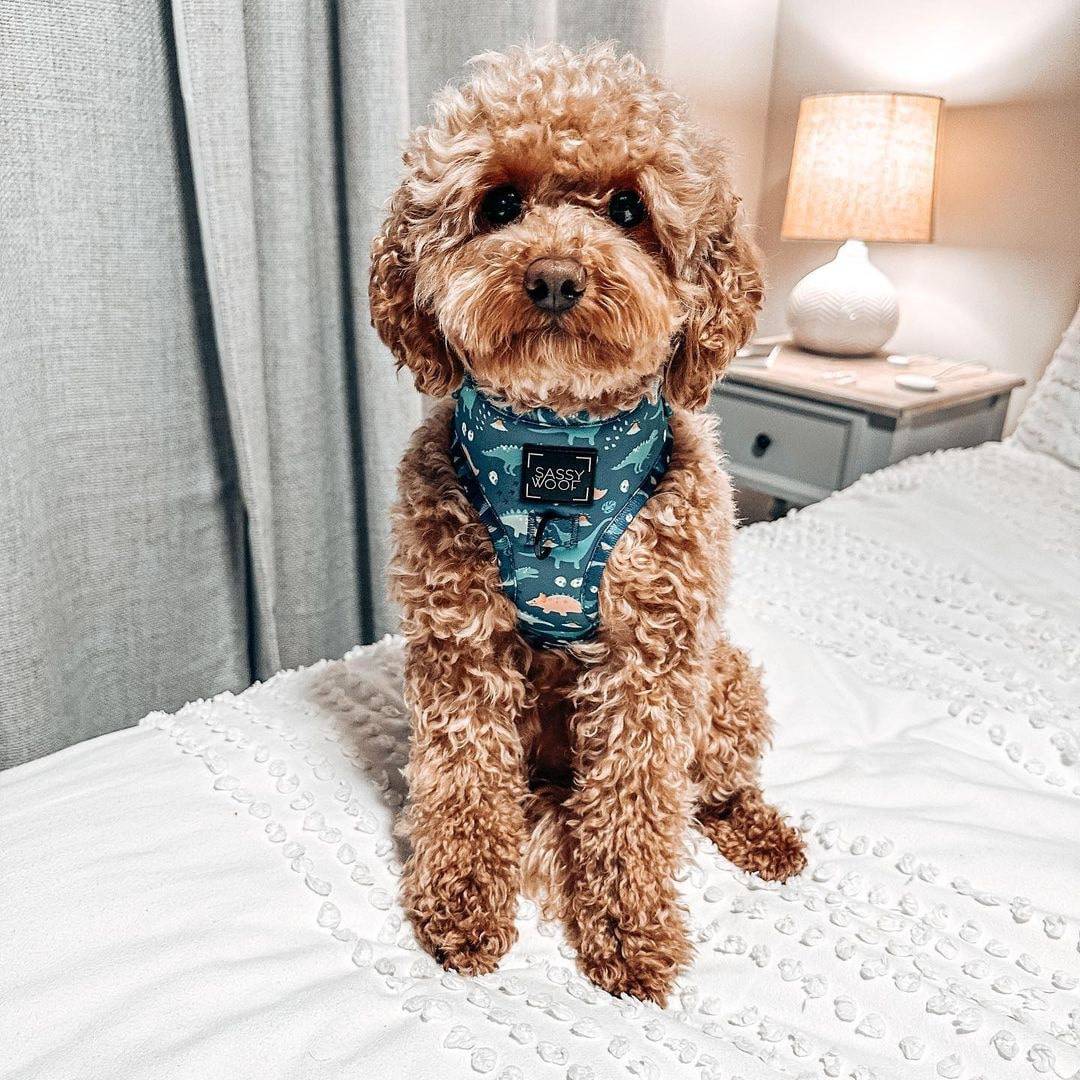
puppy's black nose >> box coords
[524,257,586,313]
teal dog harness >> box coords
[451,377,672,647]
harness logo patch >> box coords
[520,444,597,505]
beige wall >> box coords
[660,0,780,220]
[753,0,1080,427]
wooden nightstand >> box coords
[710,346,1024,512]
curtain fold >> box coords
[170,0,283,675]
[0,0,251,767]
[0,0,663,767]
[338,0,423,640]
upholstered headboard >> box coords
[1012,303,1080,469]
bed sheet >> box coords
[2,441,1078,1080]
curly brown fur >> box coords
[392,408,530,973]
[694,646,808,882]
[374,43,803,1005]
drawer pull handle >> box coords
[752,432,772,458]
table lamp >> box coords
[782,92,943,356]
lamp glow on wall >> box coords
[782,92,943,356]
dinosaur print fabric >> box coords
[451,376,672,646]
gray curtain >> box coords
[0,0,663,768]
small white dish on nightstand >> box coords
[895,373,940,391]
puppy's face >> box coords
[423,176,679,414]
[371,45,762,414]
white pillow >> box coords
[1012,304,1080,468]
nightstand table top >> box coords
[726,345,1024,419]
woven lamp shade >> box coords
[782,93,943,243]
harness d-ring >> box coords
[533,510,565,560]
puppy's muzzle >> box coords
[524,257,586,314]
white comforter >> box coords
[3,439,1079,1080]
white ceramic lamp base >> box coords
[786,240,899,357]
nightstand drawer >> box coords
[711,388,851,495]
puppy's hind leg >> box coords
[694,641,806,882]
[699,788,807,883]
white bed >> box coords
[3,323,1078,1080]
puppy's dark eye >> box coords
[608,189,647,228]
[479,184,523,227]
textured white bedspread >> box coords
[3,440,1079,1080]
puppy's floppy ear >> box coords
[369,180,463,398]
[663,171,763,411]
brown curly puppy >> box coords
[370,42,805,1005]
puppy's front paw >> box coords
[404,866,518,976]
[573,906,692,1006]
